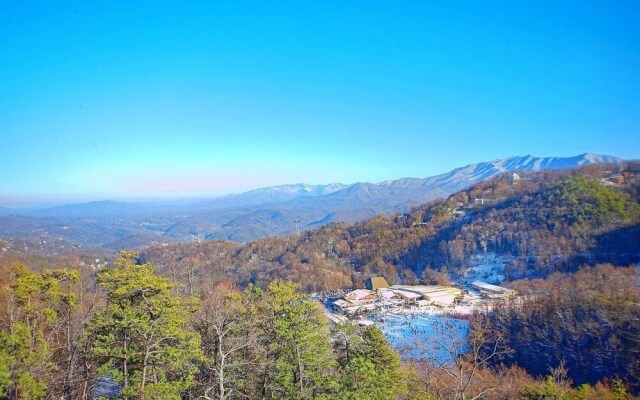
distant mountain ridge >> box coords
[0,153,623,247]
[28,200,152,218]
[198,183,349,209]
[197,153,622,211]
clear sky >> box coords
[1,1,639,206]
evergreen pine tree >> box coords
[261,281,337,399]
[89,251,202,400]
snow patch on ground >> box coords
[460,253,511,284]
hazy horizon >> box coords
[0,152,628,209]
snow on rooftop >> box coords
[345,289,374,301]
[393,289,423,299]
[471,280,515,294]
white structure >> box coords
[471,280,516,296]
[391,289,423,304]
[389,285,463,307]
[426,292,459,307]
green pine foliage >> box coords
[339,357,390,400]
[0,265,78,399]
[549,175,640,226]
[88,251,202,400]
[335,325,407,400]
[261,281,338,400]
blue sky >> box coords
[1,1,639,206]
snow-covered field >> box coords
[371,314,469,362]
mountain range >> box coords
[0,153,623,248]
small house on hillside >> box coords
[604,171,632,185]
[366,276,389,290]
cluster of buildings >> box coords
[332,277,464,317]
[329,276,520,317]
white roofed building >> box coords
[471,281,516,297]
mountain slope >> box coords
[139,164,640,293]
[0,154,624,247]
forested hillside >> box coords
[140,163,640,293]
[1,254,637,399]
[480,264,640,391]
